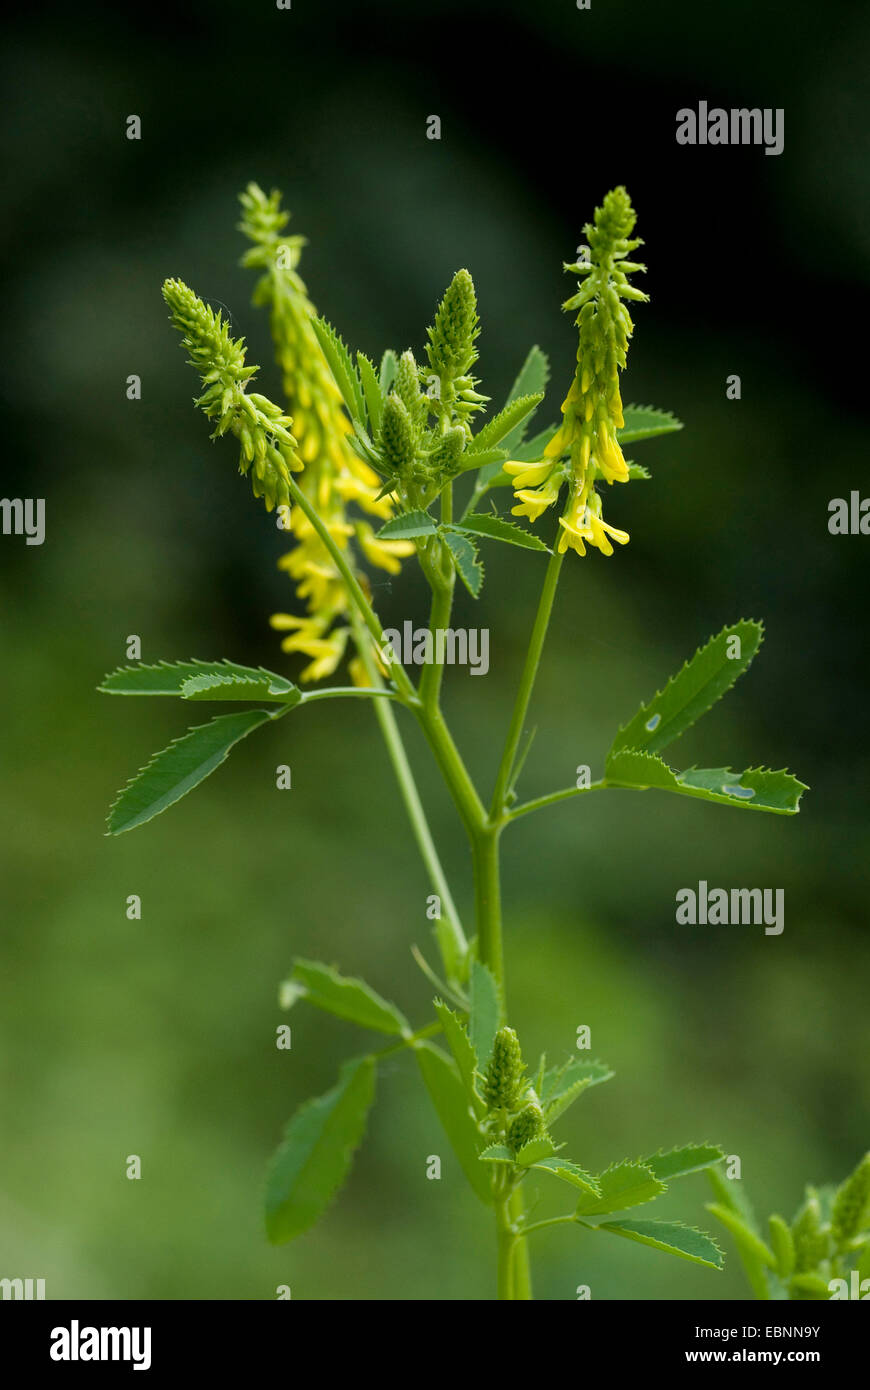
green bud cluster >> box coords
[507,1103,545,1155]
[162,278,299,511]
[482,1027,526,1111]
[831,1152,870,1247]
[791,1191,830,1274]
[424,268,488,433]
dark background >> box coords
[1,0,868,1299]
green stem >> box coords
[300,686,400,704]
[496,1198,517,1300]
[490,545,565,820]
[287,475,417,702]
[349,610,468,966]
[507,780,606,823]
[472,824,504,988]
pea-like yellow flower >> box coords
[508,187,646,559]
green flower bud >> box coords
[394,350,426,432]
[791,1191,829,1274]
[378,394,418,478]
[507,1103,545,1155]
[482,1027,525,1112]
[832,1153,870,1247]
[426,268,480,381]
[427,425,466,479]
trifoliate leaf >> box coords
[433,1000,479,1104]
[618,404,684,444]
[264,1056,376,1243]
[107,708,277,835]
[596,1220,723,1271]
[611,621,764,757]
[575,1161,666,1216]
[357,352,384,436]
[541,1058,615,1123]
[281,960,410,1036]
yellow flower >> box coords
[556,492,629,557]
[510,467,564,522]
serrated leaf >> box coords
[433,999,479,1103]
[282,960,410,1036]
[605,749,807,816]
[515,1135,560,1166]
[312,316,366,424]
[99,658,294,697]
[528,1157,601,1201]
[357,351,384,436]
[618,404,684,444]
[107,708,275,835]
[444,530,484,598]
[500,346,549,452]
[376,510,437,540]
[643,1144,725,1182]
[626,462,651,481]
[611,621,764,757]
[454,447,508,473]
[575,1161,666,1216]
[415,1042,492,1204]
[454,514,550,553]
[479,1144,513,1162]
[469,393,544,455]
[181,672,301,704]
[469,960,501,1069]
[705,1202,777,1268]
[541,1058,614,1123]
[264,1056,376,1244]
[596,1219,723,1271]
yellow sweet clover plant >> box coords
[99,186,808,1300]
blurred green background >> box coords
[2,0,869,1300]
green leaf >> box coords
[357,352,384,436]
[528,1157,601,1202]
[541,1058,615,1123]
[857,1242,870,1282]
[107,708,275,835]
[379,348,398,395]
[515,1135,560,1167]
[643,1144,725,1182]
[575,1161,666,1216]
[99,658,295,698]
[618,404,684,444]
[281,960,410,1036]
[596,1220,724,1271]
[454,514,550,553]
[415,1042,492,1205]
[611,621,764,757]
[264,1056,376,1243]
[469,393,544,454]
[311,316,366,424]
[469,960,501,1068]
[605,749,807,816]
[500,346,549,452]
[705,1202,777,1269]
[789,1272,834,1299]
[433,999,479,1103]
[181,672,301,704]
[454,447,508,473]
[479,1144,513,1162]
[376,509,437,540]
[444,530,484,598]
[626,462,651,481]
[768,1214,796,1278]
